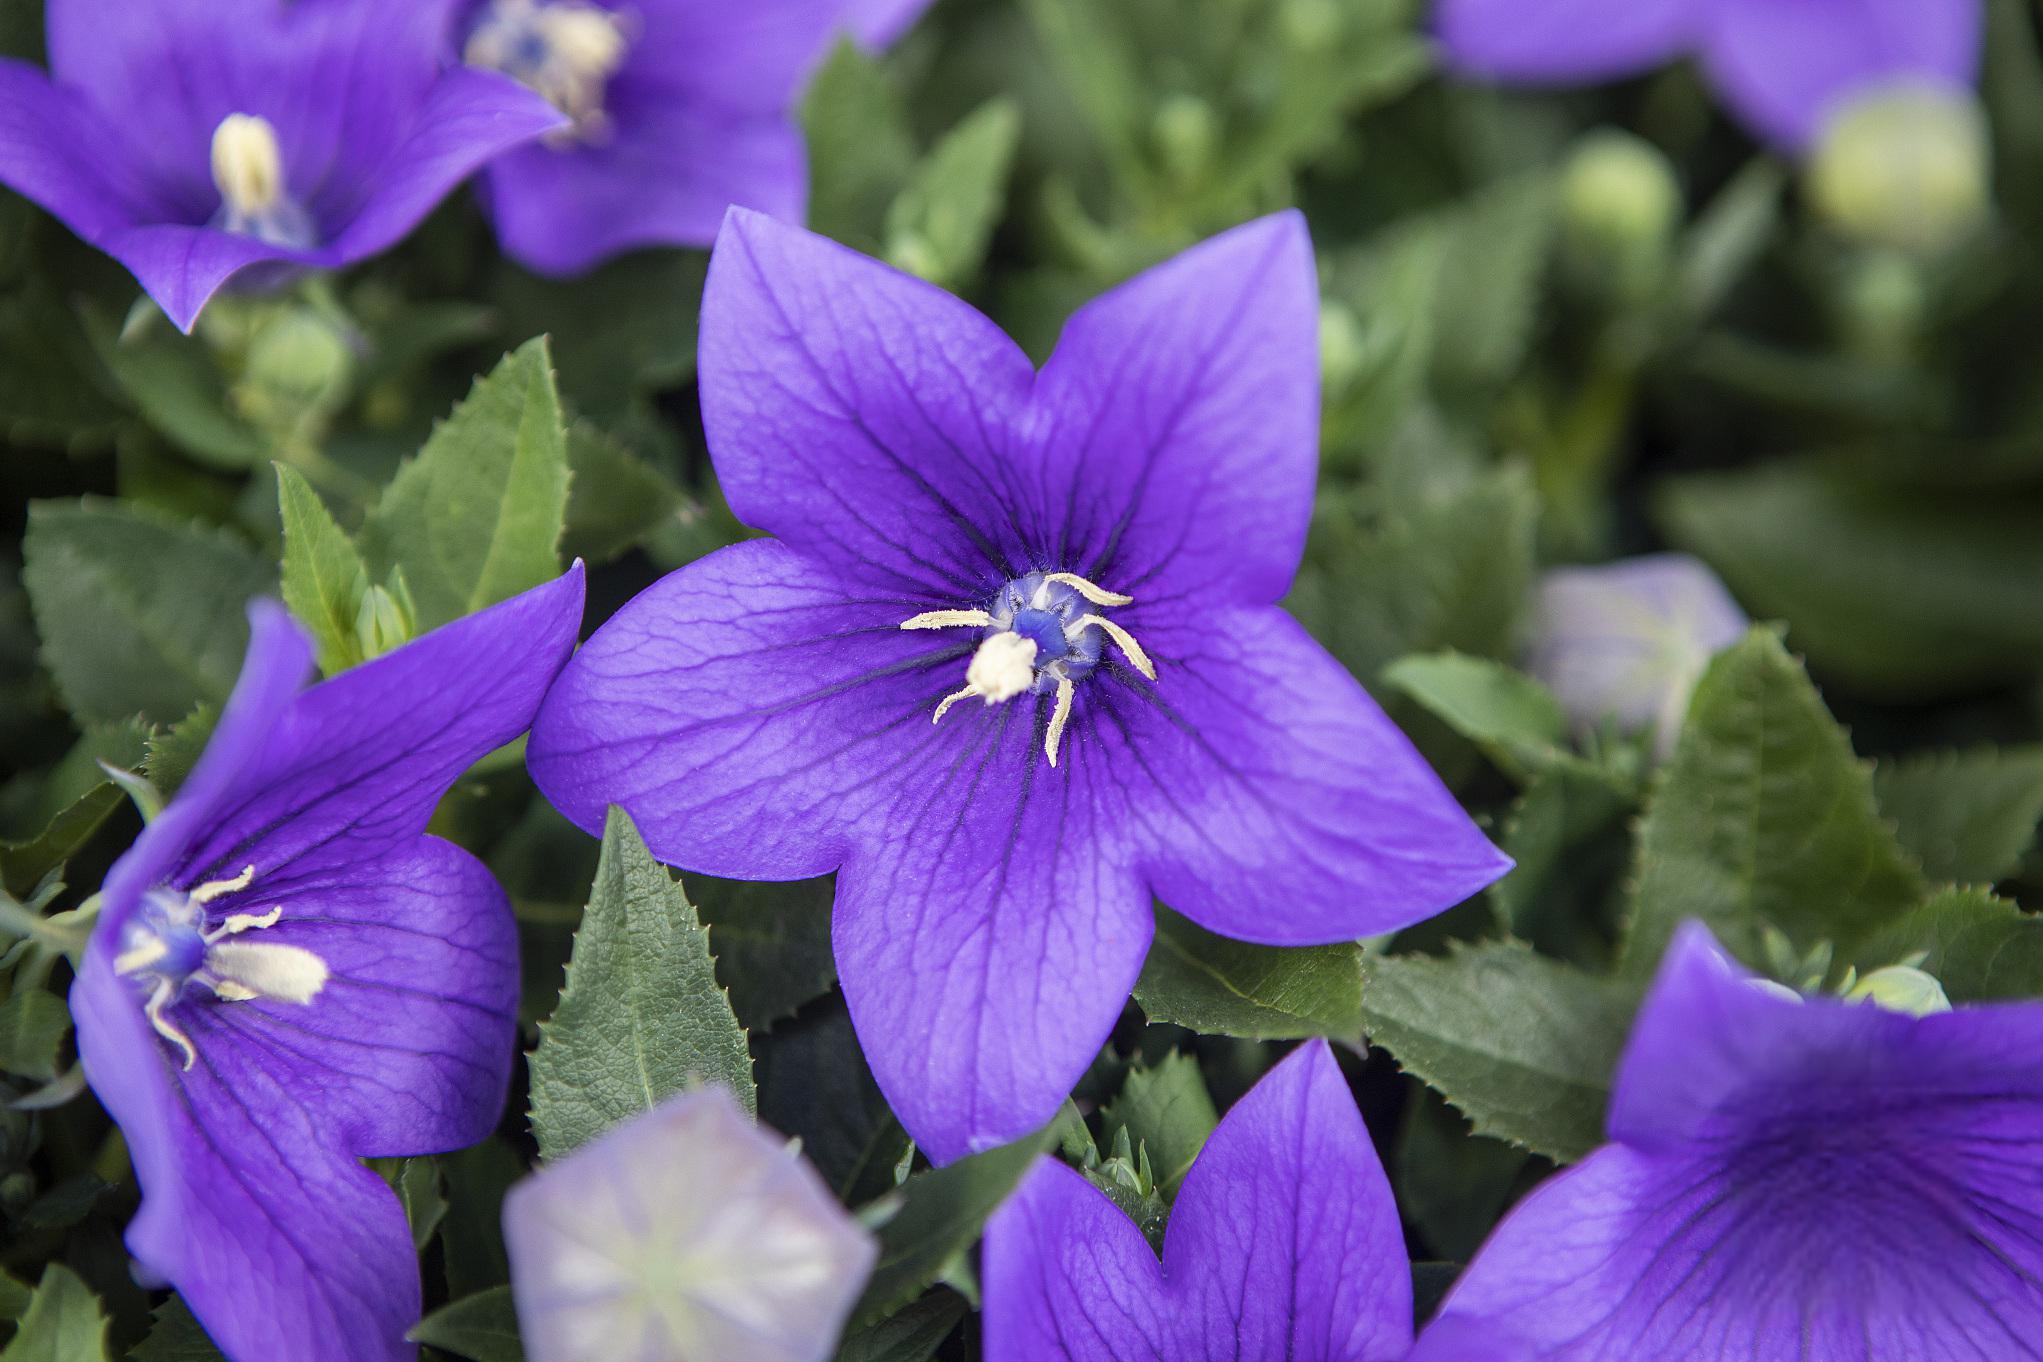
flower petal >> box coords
[0,60,164,237]
[97,601,315,941]
[1112,606,1509,944]
[1160,1040,1412,1362]
[1702,0,1983,151]
[1433,0,1694,83]
[71,949,420,1362]
[181,837,518,1157]
[831,716,1154,1161]
[982,1158,1174,1362]
[483,104,802,276]
[527,540,955,880]
[328,66,567,262]
[699,208,1038,599]
[622,0,919,114]
[169,566,584,895]
[1028,212,1319,608]
[97,223,316,334]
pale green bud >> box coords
[1317,302,1368,394]
[1807,85,1990,255]
[1559,130,1682,306]
[1153,95,1218,184]
[353,583,413,663]
[1845,965,1952,1018]
[1279,0,1341,50]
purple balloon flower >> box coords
[527,208,1510,1163]
[70,568,585,1362]
[460,0,933,276]
[1429,920,2043,1359]
[1434,0,1983,153]
[0,0,566,333]
[984,1040,1413,1361]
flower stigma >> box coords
[112,865,330,1069]
[209,114,317,248]
[902,571,1156,767]
[465,0,631,144]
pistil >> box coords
[466,0,631,144]
[209,114,317,248]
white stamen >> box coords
[210,116,285,220]
[218,906,283,936]
[114,936,170,976]
[144,979,198,1071]
[900,609,994,631]
[466,0,630,140]
[1043,573,1135,607]
[1068,615,1157,680]
[204,940,330,1006]
[190,865,256,905]
[966,632,1038,703]
[1045,677,1076,767]
[932,684,978,725]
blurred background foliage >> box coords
[7,0,2043,1356]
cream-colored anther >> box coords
[190,865,256,906]
[210,116,285,219]
[900,609,994,631]
[966,632,1038,703]
[205,940,330,1006]
[1045,677,1076,767]
[1069,614,1156,680]
[466,0,629,136]
[1042,573,1134,607]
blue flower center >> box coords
[112,865,331,1069]
[465,0,632,145]
[898,570,1156,767]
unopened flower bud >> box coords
[1559,130,1681,306]
[1807,85,1989,255]
[1153,95,1218,184]
[1318,301,1367,394]
[241,307,354,413]
[353,583,413,663]
[1279,0,1341,50]
[1845,965,1951,1018]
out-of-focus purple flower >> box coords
[1435,0,1983,153]
[503,1087,876,1362]
[460,0,934,276]
[70,569,585,1362]
[1523,552,1746,759]
[526,209,1509,1162]
[1427,921,2043,1359]
[0,0,566,332]
[983,1040,1413,1362]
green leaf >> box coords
[850,1126,1056,1330]
[491,256,707,413]
[802,39,918,250]
[0,1264,108,1362]
[82,307,268,471]
[275,463,371,675]
[1134,907,1365,1041]
[1,720,151,896]
[130,1298,227,1362]
[1361,940,1633,1162]
[22,499,272,727]
[1290,465,1538,684]
[1380,652,1569,780]
[1856,887,2043,1002]
[757,1003,908,1208]
[0,1276,27,1324]
[529,806,754,1160]
[1658,463,2043,699]
[1099,1051,1217,1195]
[1489,759,1639,961]
[884,99,1022,290]
[694,874,837,1033]
[357,338,569,633]
[561,422,685,566]
[1395,1086,1535,1262]
[439,1139,523,1298]
[1873,746,2043,885]
[407,1286,523,1362]
[833,1291,965,1362]
[1622,628,1926,974]
[0,981,69,1082]
[144,704,219,799]
[1428,175,1557,393]
[1672,159,1785,323]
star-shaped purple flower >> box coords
[985,1038,1477,1362]
[70,568,584,1362]
[1435,0,1982,153]
[526,209,1509,1162]
[460,0,933,276]
[0,0,567,332]
[1428,921,2043,1359]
